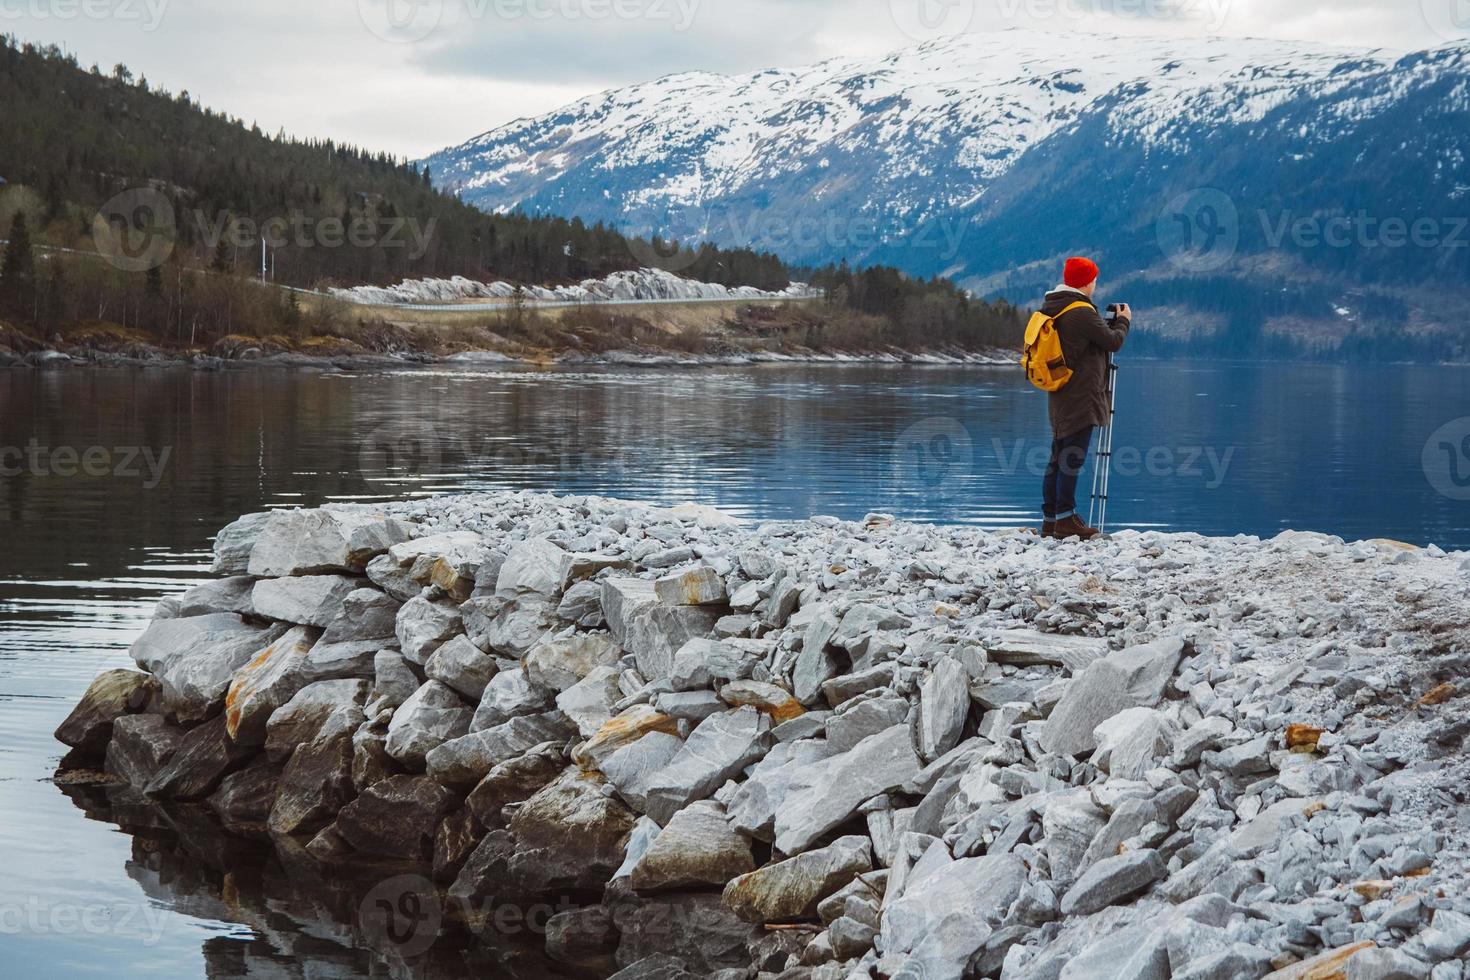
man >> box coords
[1040,257,1130,541]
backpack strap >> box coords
[1056,301,1093,320]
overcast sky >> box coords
[7,0,1465,158]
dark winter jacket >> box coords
[1041,288,1130,438]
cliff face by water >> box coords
[54,491,1470,979]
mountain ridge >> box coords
[425,29,1470,359]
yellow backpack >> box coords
[1022,301,1092,392]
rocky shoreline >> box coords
[2,343,1016,371]
[54,492,1470,979]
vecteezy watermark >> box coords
[0,441,171,489]
[1156,188,1240,273]
[1421,0,1470,43]
[624,202,970,274]
[989,0,1231,31]
[91,191,439,272]
[358,0,701,44]
[0,0,169,31]
[889,0,977,42]
[360,875,441,959]
[1259,211,1470,252]
[0,896,170,944]
[1423,417,1470,502]
[93,188,177,274]
[355,422,639,486]
[990,437,1235,488]
[1156,189,1469,271]
[358,421,445,484]
[193,211,438,261]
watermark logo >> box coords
[890,0,977,42]
[0,0,170,31]
[0,441,172,488]
[359,0,444,43]
[358,420,444,484]
[1421,0,1470,43]
[1156,187,1239,273]
[93,188,176,273]
[989,0,1231,32]
[0,896,170,943]
[893,417,975,494]
[624,198,716,274]
[359,0,701,43]
[1423,417,1470,501]
[360,875,441,958]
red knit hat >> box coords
[1064,257,1099,289]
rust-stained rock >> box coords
[573,704,679,771]
[718,680,805,723]
[54,669,157,757]
[1261,941,1377,980]
[1286,723,1325,751]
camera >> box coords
[1106,304,1123,314]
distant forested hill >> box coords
[0,35,1019,350]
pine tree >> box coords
[212,235,232,274]
[1,211,36,317]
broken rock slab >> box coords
[983,630,1108,672]
[774,724,922,855]
[1059,848,1167,916]
[629,801,755,892]
[723,835,873,922]
[642,707,772,824]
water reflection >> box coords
[3,360,1468,978]
[56,782,575,979]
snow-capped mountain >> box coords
[426,30,1470,356]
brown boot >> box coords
[1041,520,1055,538]
[1052,515,1101,541]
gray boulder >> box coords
[155,576,257,620]
[1059,848,1167,916]
[336,774,461,860]
[425,634,498,700]
[211,511,271,574]
[250,575,360,628]
[105,714,184,787]
[395,596,463,665]
[600,731,685,812]
[880,853,1026,980]
[642,707,772,824]
[472,666,556,732]
[319,588,401,643]
[524,633,623,692]
[558,580,607,628]
[496,538,567,599]
[54,669,157,756]
[224,625,319,745]
[722,835,873,922]
[264,679,369,762]
[557,666,624,737]
[129,614,289,725]
[774,725,922,854]
[629,801,756,891]
[384,680,473,769]
[247,509,406,577]
[426,710,575,788]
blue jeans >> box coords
[1043,426,1094,521]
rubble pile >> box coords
[55,491,1470,979]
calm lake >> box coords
[2,359,1467,977]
